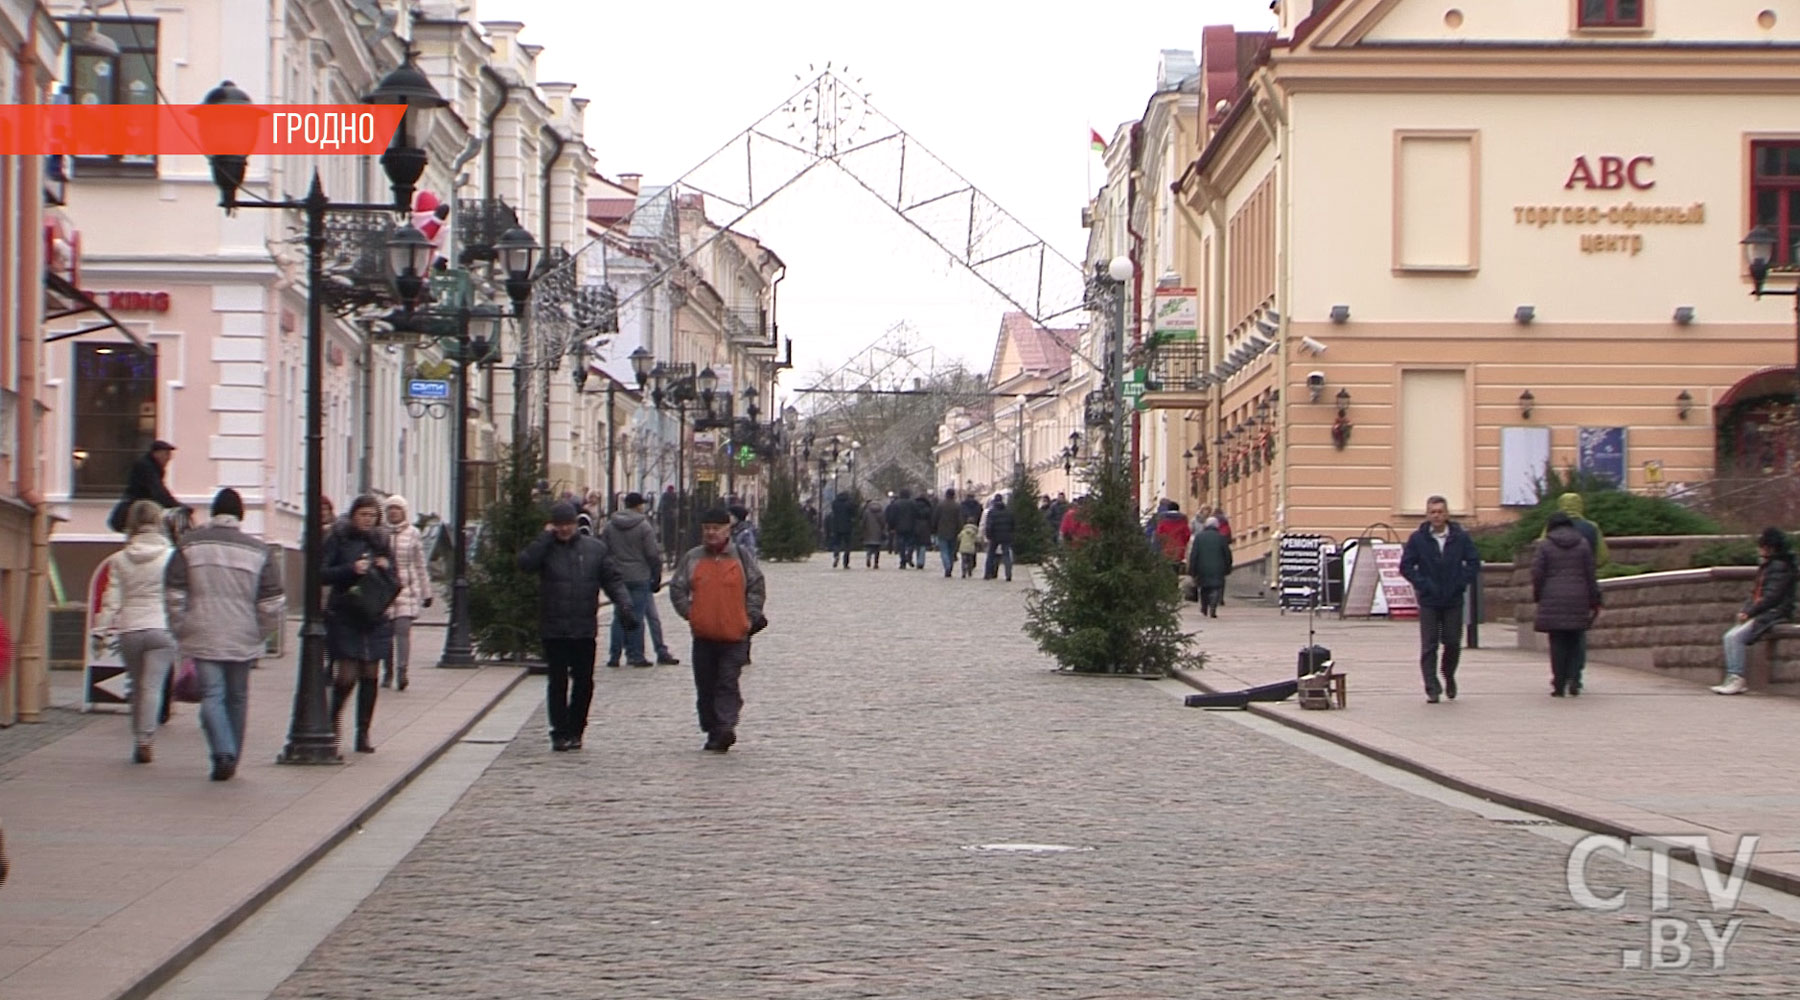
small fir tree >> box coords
[758,464,816,561]
[1007,465,1055,564]
[1024,458,1192,675]
[469,442,547,660]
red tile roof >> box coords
[992,311,1079,381]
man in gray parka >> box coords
[603,492,679,667]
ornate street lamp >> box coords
[1743,224,1800,468]
[204,57,445,764]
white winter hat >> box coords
[383,495,409,512]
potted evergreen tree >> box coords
[469,442,548,666]
[758,465,816,562]
[1007,465,1054,564]
[1024,459,1193,676]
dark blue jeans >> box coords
[609,581,653,663]
[938,536,956,574]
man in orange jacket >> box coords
[670,508,768,753]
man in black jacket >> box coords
[886,489,918,568]
[827,493,856,569]
[933,488,964,577]
[519,502,637,751]
[112,440,179,530]
[1399,495,1482,703]
[983,495,1016,581]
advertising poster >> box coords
[1152,287,1199,342]
[1371,541,1419,619]
[1578,426,1628,487]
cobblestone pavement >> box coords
[270,557,1800,998]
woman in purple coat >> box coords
[1533,511,1602,697]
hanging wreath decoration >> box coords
[1331,414,1354,450]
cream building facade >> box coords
[44,0,595,596]
[933,312,1088,503]
[1144,0,1800,576]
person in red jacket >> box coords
[1152,501,1192,575]
[1059,496,1097,545]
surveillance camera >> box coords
[1307,371,1325,387]
[1301,336,1328,356]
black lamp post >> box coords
[1743,225,1800,469]
[203,55,446,764]
[432,304,502,668]
[642,355,704,553]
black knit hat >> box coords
[700,507,732,525]
[211,488,244,519]
[1759,527,1790,553]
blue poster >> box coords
[1577,426,1628,487]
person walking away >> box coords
[984,494,1016,581]
[110,440,179,531]
[658,485,680,562]
[95,500,175,763]
[1540,492,1610,566]
[1399,495,1482,704]
[960,492,983,526]
[933,488,964,577]
[1153,501,1192,576]
[729,504,760,558]
[957,517,980,578]
[912,492,933,569]
[1187,516,1233,618]
[1714,526,1797,695]
[322,495,398,753]
[380,496,433,691]
[860,498,887,568]
[670,508,767,753]
[519,502,636,750]
[886,489,918,568]
[1532,511,1602,697]
[602,491,666,668]
[827,493,856,569]
[164,488,285,781]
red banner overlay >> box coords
[0,105,409,155]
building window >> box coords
[1399,370,1468,514]
[1753,141,1800,269]
[65,18,158,175]
[1577,0,1644,28]
[72,344,158,497]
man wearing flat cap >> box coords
[519,501,636,752]
[670,507,767,753]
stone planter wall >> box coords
[1514,564,1800,691]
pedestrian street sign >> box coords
[1122,368,1149,412]
[407,379,451,400]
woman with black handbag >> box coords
[322,494,398,754]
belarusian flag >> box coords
[1090,128,1107,153]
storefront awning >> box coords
[42,270,151,354]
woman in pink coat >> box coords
[381,495,434,691]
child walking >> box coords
[957,517,980,579]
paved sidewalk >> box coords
[1173,601,1800,893]
[0,610,526,1000]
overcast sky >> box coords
[476,0,1277,395]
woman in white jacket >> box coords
[96,500,176,763]
[381,495,433,691]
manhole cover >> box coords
[963,843,1094,854]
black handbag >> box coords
[343,566,399,625]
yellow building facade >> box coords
[1144,0,1800,575]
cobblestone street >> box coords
[267,557,1800,998]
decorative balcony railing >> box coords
[1147,340,1209,393]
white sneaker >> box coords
[1711,676,1749,695]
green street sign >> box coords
[1122,368,1149,412]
